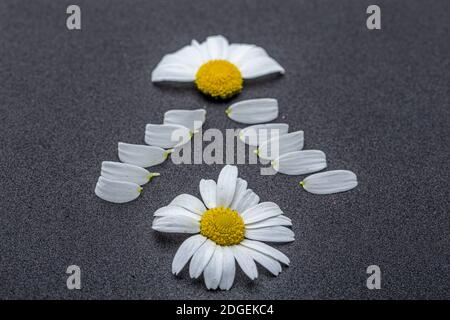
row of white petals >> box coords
[95,109,206,203]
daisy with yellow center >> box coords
[151,35,285,99]
[152,165,294,290]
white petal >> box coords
[234,189,260,214]
[272,150,327,175]
[199,179,217,209]
[189,239,216,279]
[245,226,295,243]
[145,124,191,149]
[239,123,289,147]
[151,63,196,82]
[238,246,281,276]
[216,165,238,207]
[258,130,304,160]
[169,194,206,215]
[227,44,256,65]
[231,245,258,280]
[154,206,201,221]
[101,161,155,186]
[229,178,248,210]
[231,46,269,68]
[172,234,207,275]
[118,142,170,168]
[191,39,209,62]
[204,35,229,60]
[241,239,290,265]
[240,56,285,79]
[245,216,292,229]
[163,108,206,132]
[156,43,204,70]
[241,202,283,225]
[301,170,358,195]
[95,176,141,204]
[219,246,236,290]
[152,215,199,234]
[226,98,278,124]
[203,246,223,290]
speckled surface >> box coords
[0,0,449,299]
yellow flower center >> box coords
[200,207,245,246]
[195,60,243,99]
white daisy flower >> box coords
[151,35,285,99]
[152,165,293,290]
[300,170,358,194]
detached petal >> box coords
[199,179,217,209]
[95,176,141,204]
[301,170,358,194]
[163,108,206,132]
[145,124,191,148]
[118,142,170,168]
[245,226,295,243]
[204,35,229,60]
[241,202,283,225]
[203,246,223,290]
[272,150,327,175]
[226,98,278,124]
[169,194,206,215]
[239,123,289,147]
[258,130,304,160]
[172,234,207,275]
[240,56,285,79]
[216,165,238,207]
[101,161,158,186]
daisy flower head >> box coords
[152,165,294,290]
[151,35,285,99]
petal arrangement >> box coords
[95,108,206,203]
[233,98,358,193]
[152,165,293,290]
[94,35,360,291]
[152,35,285,99]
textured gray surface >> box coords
[0,0,449,299]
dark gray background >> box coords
[0,0,449,299]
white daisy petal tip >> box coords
[145,123,191,149]
[258,130,304,161]
[239,123,289,147]
[163,108,207,132]
[272,150,327,175]
[100,161,158,186]
[226,98,278,124]
[95,176,142,204]
[300,170,358,195]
